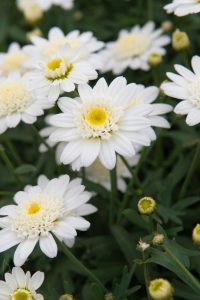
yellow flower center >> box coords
[12,289,32,300]
[45,57,73,81]
[85,107,108,126]
[151,280,163,292]
[138,197,156,215]
[2,52,27,74]
[113,33,151,60]
[195,224,200,235]
[47,58,63,71]
[0,80,32,117]
[140,199,152,210]
[27,202,41,215]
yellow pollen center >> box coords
[151,280,163,292]
[47,58,63,71]
[195,224,200,235]
[140,199,152,210]
[2,52,27,73]
[13,289,32,300]
[27,202,41,215]
[85,107,108,126]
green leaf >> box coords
[123,209,149,230]
[15,164,37,175]
[90,283,105,300]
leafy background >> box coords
[0,0,200,299]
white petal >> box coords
[29,272,44,290]
[14,239,38,267]
[39,233,57,258]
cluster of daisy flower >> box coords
[1,0,200,295]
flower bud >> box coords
[59,294,74,300]
[161,21,173,32]
[23,3,43,24]
[192,224,200,246]
[152,234,165,246]
[137,239,150,252]
[148,53,163,67]
[172,30,190,51]
[27,28,42,42]
[149,278,173,300]
[138,197,156,215]
[105,293,114,300]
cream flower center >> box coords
[1,52,27,73]
[113,33,151,60]
[0,80,33,117]
[188,77,200,108]
[12,194,64,239]
[76,100,122,139]
[12,289,32,300]
[45,57,73,81]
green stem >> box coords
[4,135,22,165]
[31,125,51,151]
[142,252,151,300]
[110,166,117,225]
[179,143,200,198]
[163,244,200,293]
[58,239,107,292]
[181,51,190,68]
[0,145,23,188]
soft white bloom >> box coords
[99,21,170,74]
[0,71,52,135]
[162,55,200,126]
[51,0,74,10]
[137,239,150,252]
[0,174,96,266]
[127,84,172,141]
[26,45,98,102]
[0,43,28,75]
[17,0,49,23]
[24,26,104,69]
[0,267,44,300]
[48,77,159,170]
[85,155,140,192]
[164,0,200,17]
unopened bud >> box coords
[192,224,200,246]
[161,21,173,32]
[138,197,156,215]
[23,4,43,24]
[152,234,165,246]
[105,293,114,300]
[149,278,173,300]
[148,53,163,67]
[172,30,190,51]
[59,294,74,300]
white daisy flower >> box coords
[127,84,172,141]
[17,0,50,23]
[0,174,96,266]
[48,76,156,170]
[24,26,104,69]
[85,155,140,192]
[26,45,98,102]
[164,0,200,17]
[162,55,200,126]
[0,71,52,135]
[99,21,170,74]
[0,43,28,75]
[0,267,44,300]
[51,0,74,10]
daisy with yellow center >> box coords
[27,45,98,102]
[164,0,200,17]
[0,43,27,75]
[0,71,52,135]
[49,76,156,170]
[162,55,200,126]
[99,21,170,74]
[0,174,96,266]
[0,267,44,300]
[24,26,104,69]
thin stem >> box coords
[31,125,51,151]
[142,252,151,300]
[163,244,200,293]
[0,145,23,188]
[4,135,22,165]
[110,166,117,225]
[57,239,107,292]
[179,143,200,199]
